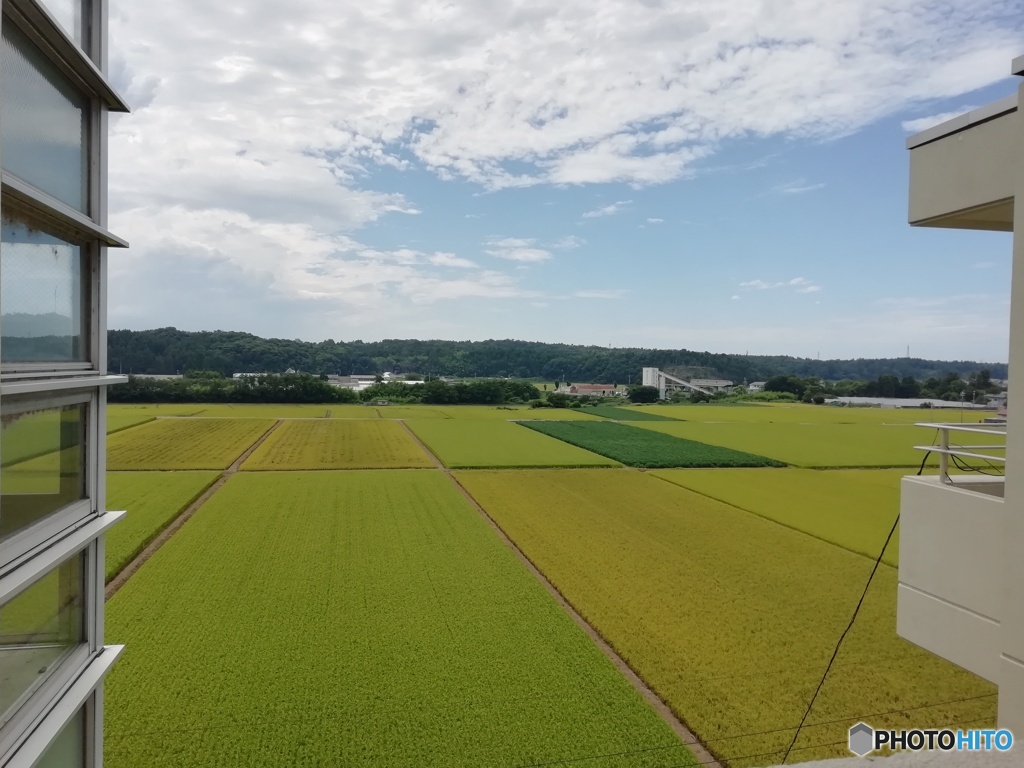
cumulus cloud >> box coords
[740,277,822,294]
[551,235,586,250]
[901,106,977,133]
[582,200,633,218]
[114,0,1014,190]
[429,253,479,268]
[105,0,1021,333]
[646,217,665,224]
[484,237,552,262]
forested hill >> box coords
[108,328,1007,383]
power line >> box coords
[779,509,902,764]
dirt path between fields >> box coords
[397,420,722,768]
[105,419,284,599]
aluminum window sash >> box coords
[0,499,92,574]
[0,510,122,602]
[0,374,126,396]
[1,389,92,412]
[3,1,128,112]
[1,173,127,247]
[0,645,123,766]
[0,643,91,757]
[1,367,97,379]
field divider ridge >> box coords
[397,419,446,469]
[105,419,285,599]
[401,416,722,768]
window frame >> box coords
[0,389,96,571]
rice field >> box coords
[455,469,996,766]
[105,471,220,580]
[406,420,618,468]
[105,471,689,768]
[584,406,682,422]
[241,420,433,470]
[651,468,904,566]
[98,402,998,767]
[522,420,785,468]
[633,421,955,468]
[107,419,275,470]
[637,403,989,425]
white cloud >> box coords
[646,217,665,224]
[484,236,552,262]
[731,294,740,300]
[773,179,825,195]
[551,235,586,250]
[740,276,823,293]
[104,0,1022,332]
[582,200,633,218]
[429,253,479,268]
[112,0,1013,191]
[573,289,627,299]
[901,106,977,133]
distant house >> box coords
[748,381,767,393]
[556,383,618,397]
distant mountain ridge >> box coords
[108,327,1007,384]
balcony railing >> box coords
[914,422,1006,490]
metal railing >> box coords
[915,422,1006,484]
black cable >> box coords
[779,510,902,764]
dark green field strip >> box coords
[105,471,689,768]
[520,420,785,468]
[584,406,683,422]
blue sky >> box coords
[105,0,1023,361]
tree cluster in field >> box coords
[760,369,1002,404]
[108,373,543,406]
[108,327,1006,384]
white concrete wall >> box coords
[998,79,1024,732]
[898,476,1004,682]
[909,107,1017,229]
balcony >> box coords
[907,94,1017,232]
[897,423,1006,683]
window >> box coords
[38,0,90,49]
[1,209,87,364]
[0,17,89,213]
[0,551,85,728]
[0,402,87,543]
[34,705,85,768]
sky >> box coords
[105,0,1024,362]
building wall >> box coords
[0,1,127,765]
[999,79,1024,731]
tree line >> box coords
[108,372,543,406]
[108,327,1007,384]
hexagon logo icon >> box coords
[849,722,875,757]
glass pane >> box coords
[0,21,88,212]
[0,552,85,728]
[1,211,86,363]
[0,404,86,542]
[35,704,85,768]
[39,0,89,48]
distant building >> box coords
[556,383,618,397]
[748,381,767,393]
[689,379,735,393]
